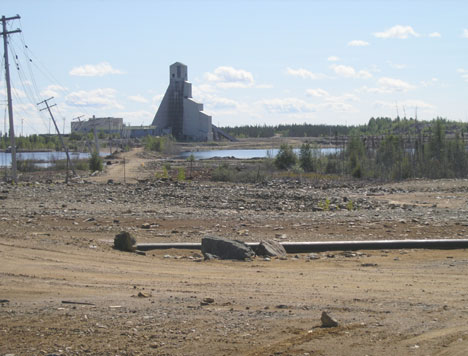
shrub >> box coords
[144,136,174,153]
[177,167,186,181]
[89,150,103,172]
[211,163,268,183]
[275,144,297,170]
[299,143,314,172]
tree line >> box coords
[273,118,468,180]
[221,117,468,139]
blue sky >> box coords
[1,0,468,135]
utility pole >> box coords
[1,14,21,183]
[37,97,77,179]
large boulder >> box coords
[201,236,255,260]
[114,231,136,252]
[255,240,287,257]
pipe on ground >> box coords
[136,239,468,253]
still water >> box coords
[179,147,341,160]
[0,151,93,167]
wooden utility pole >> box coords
[1,14,21,183]
[37,97,77,178]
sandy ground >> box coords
[2,147,468,356]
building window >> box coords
[177,65,181,78]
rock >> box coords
[255,240,287,257]
[137,292,151,298]
[308,253,320,260]
[141,223,151,229]
[201,236,255,261]
[200,297,215,305]
[203,252,218,261]
[114,231,136,252]
[321,311,338,327]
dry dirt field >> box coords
[2,146,468,356]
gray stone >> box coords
[201,236,255,261]
[255,240,287,257]
[113,231,136,252]
[203,252,218,261]
[321,311,338,327]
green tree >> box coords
[299,143,314,172]
[274,144,297,170]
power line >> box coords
[1,14,21,182]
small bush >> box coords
[299,143,315,172]
[17,160,41,172]
[211,163,268,183]
[144,136,174,153]
[89,150,103,172]
[275,144,297,170]
[177,167,186,181]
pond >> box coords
[0,151,96,168]
[179,147,341,160]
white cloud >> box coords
[374,25,419,39]
[463,29,468,38]
[66,88,123,109]
[379,77,415,91]
[347,40,370,47]
[331,64,372,79]
[458,68,468,82]
[192,85,241,114]
[260,97,315,114]
[306,89,358,112]
[69,62,124,77]
[0,87,26,98]
[205,66,254,88]
[256,83,274,89]
[327,56,340,62]
[150,94,164,112]
[429,32,441,38]
[152,94,164,103]
[286,67,325,79]
[128,95,148,103]
[319,101,356,112]
[116,110,153,126]
[421,78,439,87]
[362,77,415,94]
[306,88,330,98]
[374,99,435,111]
[41,84,68,98]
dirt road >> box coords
[2,239,468,355]
[88,147,153,184]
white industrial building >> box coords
[71,116,123,134]
[152,62,213,141]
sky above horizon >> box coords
[1,0,468,135]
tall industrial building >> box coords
[152,62,213,141]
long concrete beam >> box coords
[137,239,468,253]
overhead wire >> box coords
[8,38,50,133]
[8,18,107,138]
[15,20,96,131]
